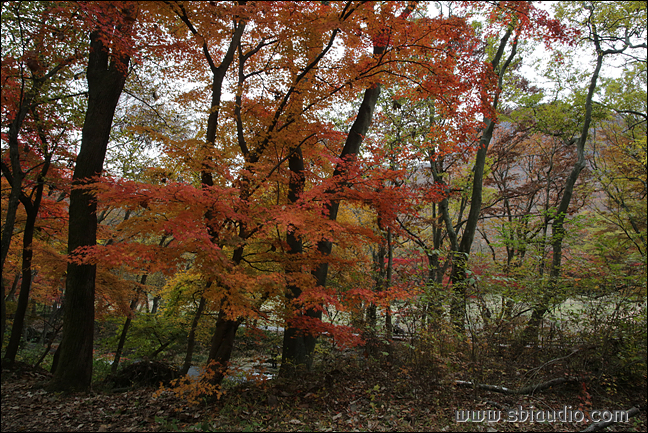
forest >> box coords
[1,1,646,432]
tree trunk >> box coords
[280,145,311,377]
[0,72,47,357]
[449,125,493,330]
[0,78,45,272]
[173,7,245,384]
[2,106,54,364]
[47,16,133,392]
[111,278,145,374]
[151,296,161,315]
[522,49,603,344]
[180,294,207,375]
[282,4,418,367]
[424,203,446,321]
[384,228,394,337]
[3,167,48,364]
[446,27,518,331]
[283,83,382,374]
[366,242,386,329]
[280,35,340,375]
[207,311,242,383]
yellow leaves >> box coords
[161,269,205,309]
[630,135,647,167]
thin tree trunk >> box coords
[385,228,393,336]
[180,294,207,375]
[3,172,47,364]
[282,3,418,372]
[447,27,518,331]
[0,79,45,272]
[173,5,246,385]
[0,73,46,358]
[522,49,603,344]
[151,296,161,315]
[4,124,51,363]
[207,311,241,383]
[304,83,382,370]
[426,203,446,321]
[367,242,386,330]
[111,233,167,373]
[111,277,145,374]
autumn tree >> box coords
[471,104,595,330]
[590,118,647,260]
[280,1,421,375]
[47,2,138,392]
[380,90,451,323]
[1,1,86,362]
[88,1,494,381]
[276,0,508,372]
[593,43,647,260]
[422,1,571,330]
[523,0,647,343]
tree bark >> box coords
[207,311,242,383]
[281,144,315,376]
[1,3,81,351]
[0,73,46,357]
[48,13,134,391]
[385,228,394,337]
[0,76,44,272]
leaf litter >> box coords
[2,357,646,432]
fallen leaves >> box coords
[2,357,647,432]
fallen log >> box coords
[580,406,641,432]
[455,376,578,395]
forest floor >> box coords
[2,342,646,433]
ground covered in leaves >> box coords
[2,348,646,433]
